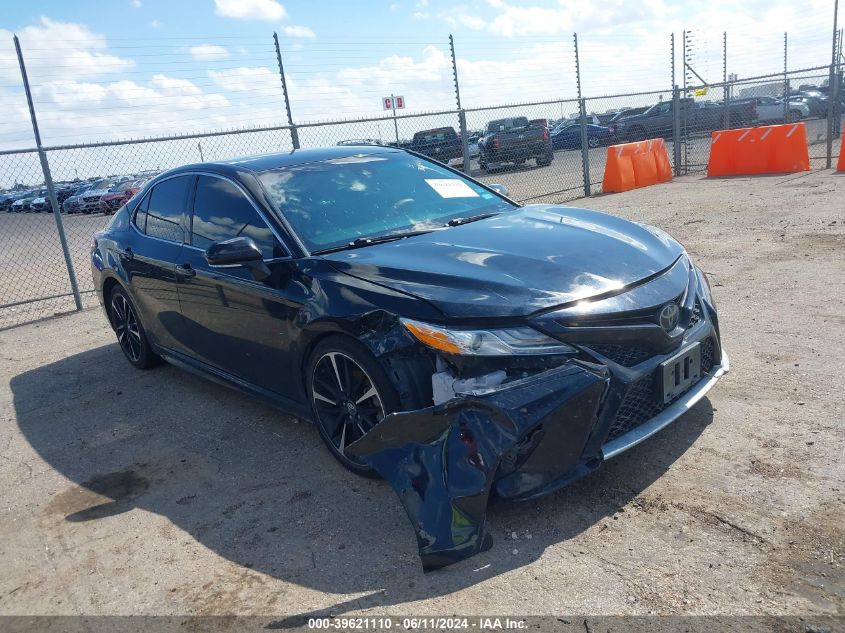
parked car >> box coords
[0,191,29,212]
[478,116,553,171]
[409,127,463,164]
[550,120,614,150]
[608,107,650,123]
[92,145,727,571]
[11,190,40,212]
[77,177,130,214]
[336,139,385,146]
[736,96,810,123]
[612,97,757,141]
[99,179,145,214]
[791,92,828,118]
[63,184,93,214]
[30,194,49,212]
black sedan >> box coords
[550,120,614,149]
[91,146,728,571]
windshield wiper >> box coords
[312,229,436,255]
[446,211,502,227]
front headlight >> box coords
[401,318,576,356]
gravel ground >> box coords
[0,170,842,620]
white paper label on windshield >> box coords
[424,178,480,198]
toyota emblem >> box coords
[658,303,680,332]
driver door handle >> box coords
[176,263,196,278]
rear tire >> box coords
[306,336,401,477]
[108,286,161,369]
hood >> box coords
[323,205,685,319]
[83,189,109,197]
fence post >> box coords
[783,32,789,123]
[273,32,300,150]
[573,33,590,196]
[826,0,840,167]
[449,35,471,176]
[722,32,730,130]
[14,35,82,312]
[670,33,675,91]
[672,86,682,177]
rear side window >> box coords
[145,176,190,243]
[191,176,285,259]
[133,192,149,232]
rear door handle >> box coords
[176,263,196,278]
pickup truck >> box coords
[409,127,463,164]
[611,98,757,142]
[478,116,553,171]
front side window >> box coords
[145,176,190,243]
[191,176,285,259]
[257,152,516,253]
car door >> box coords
[121,175,193,353]
[176,174,303,396]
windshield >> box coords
[258,152,516,253]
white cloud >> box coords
[189,44,230,61]
[0,17,134,82]
[130,0,142,7]
[282,25,315,38]
[214,0,287,21]
[150,19,162,28]
[208,66,280,97]
[412,12,429,20]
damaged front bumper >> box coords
[347,336,729,572]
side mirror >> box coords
[205,236,263,266]
[489,183,509,197]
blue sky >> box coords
[0,0,835,152]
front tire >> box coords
[306,336,400,477]
[108,286,160,369]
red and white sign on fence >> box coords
[382,96,406,110]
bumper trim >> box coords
[601,350,730,460]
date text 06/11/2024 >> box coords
[307,617,528,630]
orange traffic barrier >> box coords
[602,138,672,193]
[837,136,845,171]
[707,122,810,177]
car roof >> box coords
[163,146,405,179]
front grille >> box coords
[605,335,719,444]
[587,343,654,367]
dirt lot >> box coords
[0,170,842,620]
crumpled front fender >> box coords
[346,361,608,571]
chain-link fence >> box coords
[1,25,842,329]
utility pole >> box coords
[273,32,300,150]
[14,35,82,312]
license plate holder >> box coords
[660,342,701,404]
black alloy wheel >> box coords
[108,286,160,369]
[308,338,399,476]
